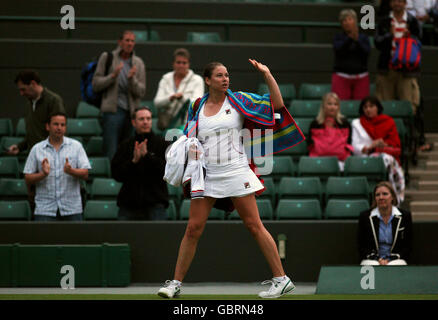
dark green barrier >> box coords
[0,243,130,287]
[316,266,438,294]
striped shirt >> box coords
[390,11,408,57]
[23,136,91,216]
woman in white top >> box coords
[158,59,296,299]
[153,48,205,130]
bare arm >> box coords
[24,158,50,185]
[25,172,48,185]
[249,59,284,111]
[64,158,88,180]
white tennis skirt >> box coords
[203,165,264,198]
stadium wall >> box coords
[0,221,437,283]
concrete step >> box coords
[411,211,438,222]
[409,201,438,212]
[417,151,438,161]
[425,133,438,143]
[426,161,438,170]
[418,181,438,191]
[405,190,438,201]
[409,170,438,181]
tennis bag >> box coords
[390,37,421,71]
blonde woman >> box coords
[308,92,353,171]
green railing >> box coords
[0,15,340,42]
[1,15,435,44]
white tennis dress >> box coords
[197,98,264,198]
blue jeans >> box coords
[118,204,167,221]
[34,213,83,221]
[102,107,133,160]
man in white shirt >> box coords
[23,112,91,221]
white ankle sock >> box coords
[172,280,182,286]
[273,276,288,282]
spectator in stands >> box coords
[8,70,65,155]
[308,92,353,171]
[23,112,91,221]
[111,107,170,220]
[406,0,435,37]
[154,48,204,131]
[332,9,371,100]
[158,59,304,300]
[375,0,421,115]
[358,181,412,266]
[92,30,146,161]
[351,96,405,203]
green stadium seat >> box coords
[0,178,28,200]
[227,210,240,220]
[90,178,122,200]
[278,176,323,204]
[256,199,274,220]
[0,118,13,137]
[299,83,331,99]
[83,200,118,220]
[324,199,370,219]
[187,32,222,43]
[276,199,322,220]
[179,199,190,220]
[325,176,370,203]
[381,100,413,120]
[344,156,387,190]
[370,83,376,96]
[394,118,407,147]
[76,101,101,118]
[15,118,26,136]
[267,155,296,183]
[132,30,160,42]
[280,140,308,163]
[66,118,102,137]
[140,100,157,117]
[298,156,340,182]
[167,200,177,220]
[0,136,25,155]
[259,177,276,207]
[258,83,296,105]
[340,100,360,119]
[288,100,320,118]
[0,157,20,178]
[85,136,103,156]
[69,136,84,145]
[294,118,313,137]
[167,183,182,205]
[88,157,111,178]
[0,200,31,220]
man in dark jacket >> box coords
[374,0,421,115]
[9,70,65,155]
[111,106,170,220]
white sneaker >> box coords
[158,280,181,298]
[258,276,295,298]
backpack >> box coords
[80,52,113,107]
[390,37,421,71]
